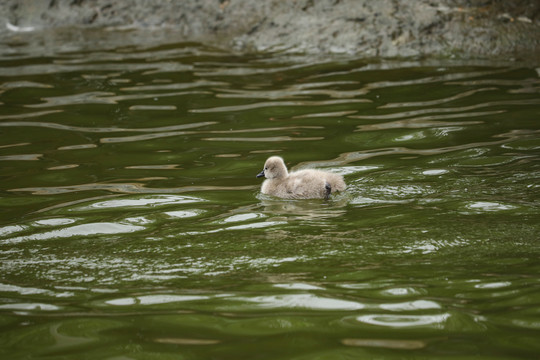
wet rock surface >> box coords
[1,0,539,60]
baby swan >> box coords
[256,156,345,200]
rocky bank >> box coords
[1,0,539,60]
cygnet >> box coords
[256,156,345,199]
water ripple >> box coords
[230,294,365,311]
[2,222,145,245]
[215,84,368,99]
[362,68,511,89]
[0,110,62,120]
[9,183,257,195]
[0,61,193,77]
[342,338,426,350]
[0,154,42,161]
[119,80,228,92]
[379,87,498,108]
[354,111,497,131]
[190,99,369,113]
[351,99,540,120]
[26,90,210,107]
[0,120,216,133]
[77,195,205,210]
[354,313,451,328]
[304,131,536,167]
[202,136,324,142]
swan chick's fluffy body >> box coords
[257,156,345,199]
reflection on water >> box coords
[0,38,539,359]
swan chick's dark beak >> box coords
[256,170,265,178]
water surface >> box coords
[0,38,539,359]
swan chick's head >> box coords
[256,156,288,180]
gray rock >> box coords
[1,0,539,60]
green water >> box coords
[0,38,539,359]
